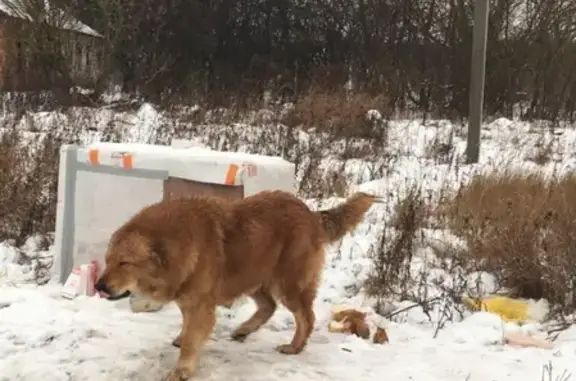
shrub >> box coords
[441,170,576,314]
[365,185,428,301]
[282,87,389,139]
[0,127,60,245]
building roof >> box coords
[0,0,102,37]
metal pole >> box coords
[53,145,78,283]
[466,0,489,164]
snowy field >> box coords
[2,102,576,381]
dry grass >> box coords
[164,86,391,142]
[364,165,576,323]
[0,127,60,246]
[363,184,471,331]
[282,87,389,138]
[541,361,572,381]
[440,170,576,314]
[365,185,428,300]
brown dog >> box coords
[94,190,377,380]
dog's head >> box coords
[94,231,167,301]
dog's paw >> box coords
[275,343,303,355]
[230,332,248,342]
[163,368,193,381]
[230,329,249,342]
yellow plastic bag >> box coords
[461,295,529,323]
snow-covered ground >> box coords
[1,102,576,381]
[2,283,575,381]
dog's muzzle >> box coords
[94,280,131,300]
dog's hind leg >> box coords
[172,307,184,348]
[231,287,277,342]
[275,285,316,355]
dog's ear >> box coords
[149,239,168,269]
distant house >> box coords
[0,0,103,91]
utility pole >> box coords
[466,0,489,164]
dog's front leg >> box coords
[164,302,216,381]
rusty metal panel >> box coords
[163,177,244,201]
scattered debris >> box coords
[328,305,384,342]
[61,261,99,299]
[504,331,554,349]
[373,327,389,344]
[461,295,548,324]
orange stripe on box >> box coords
[88,149,99,165]
[225,164,239,185]
[122,154,133,169]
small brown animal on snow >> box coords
[94,190,378,381]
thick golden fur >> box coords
[95,190,376,381]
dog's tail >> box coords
[316,192,379,243]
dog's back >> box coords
[221,189,374,296]
[220,190,324,300]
